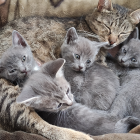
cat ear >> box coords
[97,0,113,12]
[130,9,140,25]
[12,30,28,48]
[93,41,109,55]
[16,85,40,106]
[66,27,78,44]
[124,27,139,44]
[43,58,65,78]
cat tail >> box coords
[115,116,140,133]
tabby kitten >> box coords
[61,27,119,110]
[16,58,73,112]
[0,30,40,86]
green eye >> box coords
[22,56,26,62]
[86,60,91,64]
[75,54,80,59]
[131,58,137,62]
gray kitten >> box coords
[16,58,73,112]
[0,30,40,86]
[61,27,119,110]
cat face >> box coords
[0,30,38,84]
[117,27,140,67]
[16,58,73,112]
[61,27,108,72]
[86,0,140,49]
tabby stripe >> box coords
[14,109,25,127]
[0,93,8,112]
[5,99,16,121]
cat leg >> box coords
[115,116,140,133]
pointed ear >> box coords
[12,30,28,48]
[43,58,65,78]
[93,41,109,55]
[97,0,113,12]
[130,9,140,25]
[123,27,139,44]
[16,85,40,106]
[66,27,78,44]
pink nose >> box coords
[108,34,117,45]
[79,66,83,69]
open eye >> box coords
[123,48,126,54]
[131,58,137,62]
[75,54,80,59]
[22,56,26,62]
[86,60,91,64]
[57,103,62,108]
[9,69,16,73]
[66,88,69,95]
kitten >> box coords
[16,58,73,112]
[61,27,119,110]
[0,59,92,140]
[0,30,40,86]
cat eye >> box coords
[131,58,137,62]
[57,103,62,108]
[75,54,80,59]
[9,69,16,73]
[123,48,126,54]
[86,60,91,64]
[22,56,26,62]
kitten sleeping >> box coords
[16,58,73,112]
[61,27,119,110]
[0,30,40,86]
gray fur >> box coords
[0,30,39,86]
[61,27,119,110]
[16,58,73,112]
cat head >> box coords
[0,30,37,84]
[61,27,108,72]
[16,58,73,112]
[86,0,140,49]
[117,27,140,67]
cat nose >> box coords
[108,34,117,45]
[21,68,27,73]
[79,66,83,69]
[121,59,124,63]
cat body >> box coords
[0,30,40,86]
[61,27,119,110]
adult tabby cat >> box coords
[0,30,40,86]
[61,27,119,110]
[38,27,140,136]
